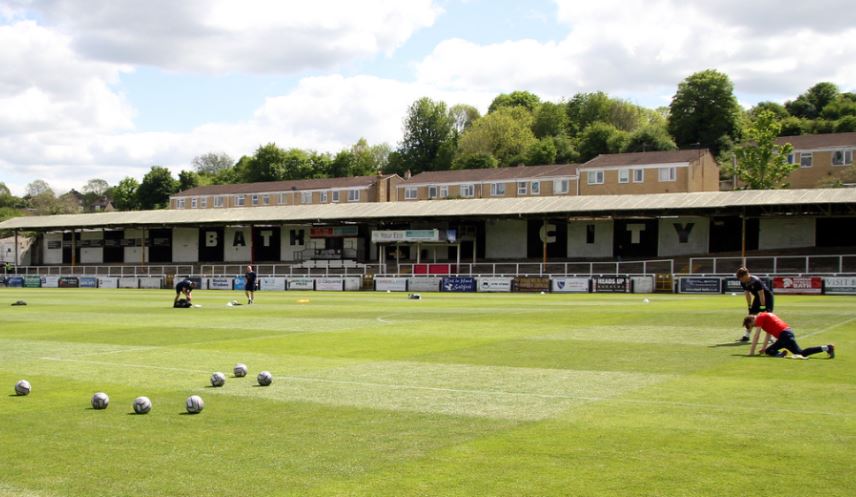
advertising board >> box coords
[678,277,722,294]
[407,277,441,292]
[288,278,315,291]
[316,278,345,291]
[441,277,476,292]
[477,277,513,292]
[375,277,408,292]
[773,276,822,295]
[824,276,856,295]
[592,276,631,293]
[551,277,590,293]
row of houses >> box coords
[169,133,856,210]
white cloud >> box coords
[15,0,442,73]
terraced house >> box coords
[577,149,720,195]
[777,132,856,188]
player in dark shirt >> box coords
[245,265,257,304]
[175,278,195,304]
[736,267,774,342]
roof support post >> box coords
[740,212,747,267]
[14,229,19,268]
[71,228,77,267]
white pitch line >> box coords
[40,356,209,374]
[75,346,158,357]
[800,316,856,339]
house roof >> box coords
[403,164,579,186]
[775,132,856,150]
[2,188,854,231]
[580,149,710,169]
[172,174,397,198]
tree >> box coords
[667,69,742,155]
[577,122,628,162]
[192,152,234,175]
[487,91,540,114]
[449,104,480,135]
[820,94,856,120]
[246,143,287,182]
[835,116,856,132]
[622,125,677,153]
[111,177,140,211]
[452,153,498,170]
[0,182,16,208]
[455,107,537,166]
[749,102,789,121]
[26,179,54,198]
[532,102,568,138]
[551,136,579,164]
[786,82,839,119]
[388,97,455,175]
[178,170,200,192]
[136,166,178,209]
[566,92,612,136]
[82,179,110,196]
[729,110,796,189]
[526,138,557,165]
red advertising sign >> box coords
[772,276,822,294]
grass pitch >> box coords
[1,288,854,497]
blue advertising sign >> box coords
[678,277,721,294]
[440,277,476,292]
[7,276,24,287]
[234,276,246,291]
[79,277,98,288]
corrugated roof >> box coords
[581,149,710,168]
[172,174,397,197]
[404,164,579,185]
[775,132,856,150]
[2,189,854,231]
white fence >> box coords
[688,255,856,275]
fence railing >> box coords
[688,255,856,275]
[6,265,195,277]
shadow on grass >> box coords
[708,342,749,348]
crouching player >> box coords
[175,278,195,304]
[743,312,835,359]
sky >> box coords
[1,0,855,196]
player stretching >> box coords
[736,267,774,342]
[175,278,195,304]
[245,265,257,304]
[743,312,835,359]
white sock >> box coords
[743,330,751,338]
[821,345,829,352]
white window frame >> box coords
[491,183,506,196]
[517,181,528,195]
[405,187,417,200]
[320,191,328,203]
[799,152,813,168]
[587,170,604,185]
[428,185,438,199]
[191,198,198,209]
[214,196,224,208]
[300,191,312,204]
[440,185,449,198]
[235,195,245,207]
[554,178,570,194]
[262,194,270,205]
[633,169,644,183]
[530,181,540,195]
[177,198,185,208]
[618,169,630,184]
[348,189,360,202]
[332,191,340,203]
[460,184,475,198]
[658,167,677,182]
[251,194,259,206]
[200,197,207,208]
[832,150,854,166]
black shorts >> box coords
[750,296,774,314]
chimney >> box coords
[404,169,412,180]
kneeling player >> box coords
[736,267,774,342]
[743,312,835,359]
[175,278,195,304]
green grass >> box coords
[1,288,854,497]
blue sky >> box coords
[1,0,855,195]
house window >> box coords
[633,169,644,183]
[658,167,677,182]
[177,199,185,208]
[428,185,438,199]
[191,198,198,209]
[235,195,245,206]
[517,182,528,195]
[348,189,360,202]
[405,187,417,200]
[787,153,795,164]
[587,171,604,185]
[262,194,270,205]
[332,191,340,203]
[251,194,259,206]
[491,183,506,196]
[214,196,224,207]
[320,191,328,203]
[200,197,208,208]
[301,191,312,204]
[554,178,570,194]
[278,193,285,204]
[832,150,854,166]
[800,152,813,168]
[531,181,540,195]
[618,169,630,184]
[461,184,475,197]
[440,185,449,198]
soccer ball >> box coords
[133,396,152,414]
[257,371,272,386]
[185,395,204,414]
[91,392,109,409]
[233,363,248,377]
[14,380,31,396]
[210,372,226,387]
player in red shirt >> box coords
[743,312,835,359]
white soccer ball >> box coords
[185,395,205,414]
[14,379,31,396]
[257,371,273,386]
[233,363,248,377]
[210,372,226,387]
[91,392,109,409]
[133,396,152,414]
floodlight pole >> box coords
[741,212,747,267]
